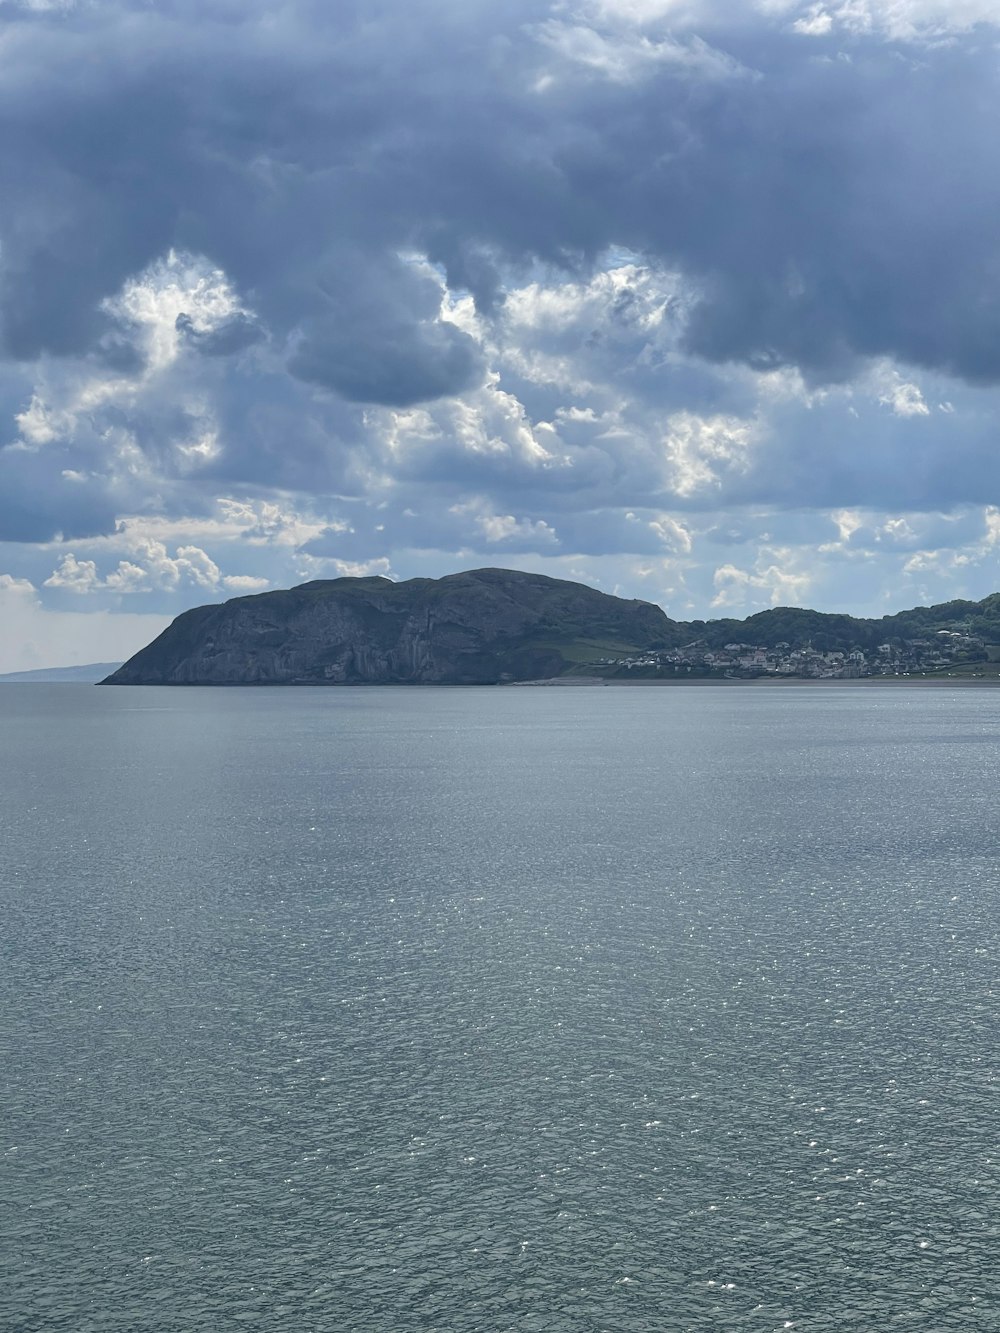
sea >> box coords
[1,684,996,1332]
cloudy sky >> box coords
[4,0,1000,669]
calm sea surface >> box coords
[1,684,996,1332]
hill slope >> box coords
[102,568,680,685]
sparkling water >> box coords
[2,685,996,1331]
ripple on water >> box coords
[1,685,997,1331]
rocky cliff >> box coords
[101,568,681,685]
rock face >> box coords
[101,568,681,686]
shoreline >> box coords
[510,674,1000,688]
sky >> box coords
[4,0,1000,669]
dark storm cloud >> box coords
[285,256,484,406]
[667,42,1000,383]
[4,0,1000,395]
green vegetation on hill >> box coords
[681,596,1000,655]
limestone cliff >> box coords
[101,568,681,685]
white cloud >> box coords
[533,20,747,84]
[792,6,835,34]
[103,561,149,594]
[10,251,251,477]
[0,573,36,594]
[648,514,693,552]
[504,261,681,342]
[454,384,557,464]
[176,429,222,466]
[376,379,563,473]
[831,508,863,542]
[711,547,811,608]
[450,498,559,546]
[880,516,917,543]
[44,500,329,557]
[324,557,394,579]
[14,393,74,448]
[43,554,101,594]
[103,250,250,374]
[664,412,754,497]
[902,549,949,574]
[579,0,1000,40]
[222,575,271,592]
[784,0,1000,40]
[479,512,558,544]
[874,365,930,417]
[210,499,329,548]
[984,506,1000,547]
[43,540,264,597]
[816,506,989,563]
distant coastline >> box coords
[0,663,123,684]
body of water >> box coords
[1,684,996,1330]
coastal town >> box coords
[598,629,993,680]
